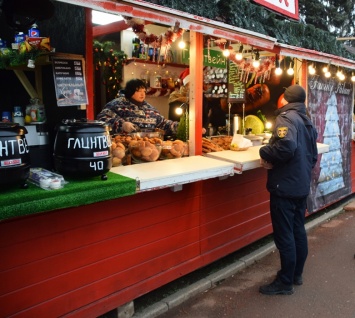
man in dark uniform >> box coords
[259,84,318,295]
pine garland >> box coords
[0,48,42,69]
[93,40,127,101]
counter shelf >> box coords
[205,143,330,174]
[110,155,235,192]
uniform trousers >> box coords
[270,193,308,285]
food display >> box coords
[111,137,127,167]
[202,138,225,153]
[160,140,185,159]
[210,136,233,150]
[129,139,162,163]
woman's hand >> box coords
[122,122,137,133]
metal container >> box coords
[53,119,112,179]
[0,122,30,188]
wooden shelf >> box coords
[125,58,188,69]
[5,53,83,101]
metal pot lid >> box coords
[0,122,27,136]
[56,119,111,133]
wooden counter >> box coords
[110,155,235,192]
[205,143,329,173]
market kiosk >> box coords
[0,1,354,317]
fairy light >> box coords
[223,42,231,57]
[308,63,316,75]
[178,30,186,49]
[252,50,260,68]
[235,44,243,60]
[287,59,294,76]
[275,55,282,76]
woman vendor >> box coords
[97,79,179,136]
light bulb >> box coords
[235,52,243,60]
[322,66,328,73]
[287,67,294,76]
[308,65,316,75]
[178,40,186,49]
[275,67,282,76]
[223,49,230,57]
[351,74,355,82]
[339,73,345,81]
[325,71,331,78]
[265,122,272,130]
[253,59,260,68]
[175,107,183,115]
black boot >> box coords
[259,278,294,295]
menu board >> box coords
[227,60,246,103]
[52,57,88,107]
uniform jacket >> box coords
[97,95,179,135]
[259,102,318,198]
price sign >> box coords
[228,60,246,103]
[52,57,88,107]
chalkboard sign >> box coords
[52,57,88,107]
[227,60,246,103]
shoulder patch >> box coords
[277,126,288,138]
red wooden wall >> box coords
[0,168,271,318]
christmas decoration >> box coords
[211,39,276,83]
[123,17,184,61]
[93,40,127,101]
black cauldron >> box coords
[53,119,112,179]
[0,122,30,189]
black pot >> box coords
[53,119,112,179]
[0,122,30,188]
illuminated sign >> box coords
[252,0,299,20]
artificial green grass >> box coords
[0,172,136,221]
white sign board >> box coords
[252,0,299,20]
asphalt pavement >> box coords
[133,197,355,318]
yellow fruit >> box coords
[244,115,264,135]
[25,115,32,124]
[230,143,239,151]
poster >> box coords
[52,57,88,106]
[307,75,353,213]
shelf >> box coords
[5,53,83,101]
[125,58,188,68]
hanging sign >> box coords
[182,49,227,69]
[227,60,246,103]
[252,0,299,20]
[52,57,88,107]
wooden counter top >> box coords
[205,143,329,173]
[110,155,235,192]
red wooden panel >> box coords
[1,244,200,318]
[0,212,200,295]
[201,223,273,265]
[55,255,205,318]
[200,213,271,252]
[0,183,200,248]
[200,201,270,240]
[200,190,270,225]
[0,197,200,271]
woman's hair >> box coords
[123,79,147,98]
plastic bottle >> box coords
[28,23,40,37]
[13,106,25,126]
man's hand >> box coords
[260,158,273,169]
